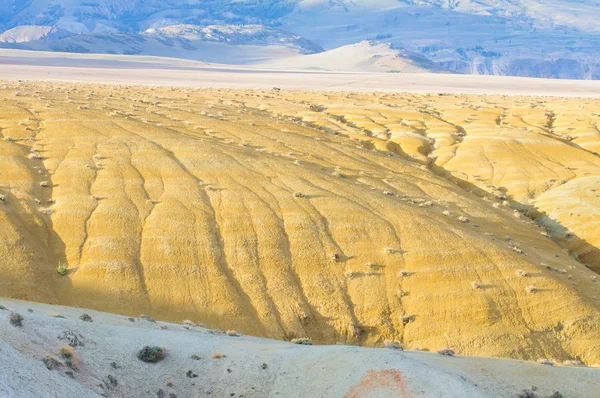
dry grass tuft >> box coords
[212,350,224,359]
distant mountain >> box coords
[143,24,323,54]
[0,25,73,43]
[283,0,600,79]
[0,23,323,64]
[1,0,600,79]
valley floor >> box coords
[1,49,600,97]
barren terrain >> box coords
[1,80,600,369]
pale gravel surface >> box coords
[1,49,600,97]
[1,298,599,397]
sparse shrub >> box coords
[384,340,403,350]
[60,345,79,370]
[384,248,398,254]
[471,281,481,289]
[293,191,305,198]
[79,313,92,322]
[437,348,455,356]
[186,370,198,378]
[42,355,61,370]
[56,263,68,276]
[345,271,360,279]
[399,270,411,278]
[39,181,49,187]
[0,194,6,203]
[140,314,156,323]
[105,374,118,388]
[332,171,344,178]
[331,253,340,262]
[291,337,313,345]
[401,315,415,324]
[442,210,451,216]
[182,320,196,326]
[260,363,268,370]
[516,270,528,277]
[458,215,469,223]
[537,359,554,366]
[226,330,240,337]
[525,285,537,294]
[517,390,537,398]
[137,346,166,363]
[212,350,224,358]
[9,312,23,327]
[40,208,54,216]
[383,191,394,196]
[350,324,362,337]
[190,354,201,360]
[4,136,13,141]
[562,359,583,366]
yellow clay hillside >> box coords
[1,82,599,365]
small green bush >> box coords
[9,312,23,327]
[56,263,68,276]
[291,337,312,345]
[137,346,166,363]
[80,313,93,322]
[42,355,61,370]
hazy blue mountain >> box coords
[1,0,599,78]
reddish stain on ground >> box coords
[344,369,411,398]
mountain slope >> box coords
[0,81,599,365]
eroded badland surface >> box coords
[1,82,599,365]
